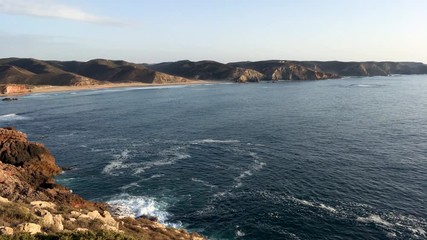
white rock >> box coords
[52,215,64,232]
[40,210,54,227]
[17,223,42,234]
[0,226,14,235]
[0,196,10,203]
[30,201,56,210]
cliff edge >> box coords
[0,127,204,239]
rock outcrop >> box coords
[0,84,31,95]
[0,127,205,239]
[229,60,339,80]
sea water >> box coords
[1,76,426,239]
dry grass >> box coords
[0,231,137,240]
[0,202,35,227]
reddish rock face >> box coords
[0,128,96,208]
[0,84,31,94]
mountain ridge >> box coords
[1,58,426,87]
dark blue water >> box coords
[1,76,426,239]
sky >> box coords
[0,0,426,63]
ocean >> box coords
[1,75,426,239]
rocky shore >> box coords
[0,127,204,239]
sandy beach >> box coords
[1,80,218,97]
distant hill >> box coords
[0,58,189,86]
[149,60,265,82]
[1,58,426,86]
[297,61,427,76]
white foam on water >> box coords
[357,214,393,227]
[191,178,217,189]
[107,194,181,228]
[132,146,190,174]
[233,152,266,188]
[235,229,246,237]
[290,197,338,214]
[120,182,140,190]
[319,203,338,213]
[0,113,31,122]
[102,149,134,176]
[409,227,426,237]
[191,139,240,144]
[290,197,316,208]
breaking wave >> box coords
[0,113,31,122]
[107,194,181,228]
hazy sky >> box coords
[0,0,426,63]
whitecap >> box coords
[0,113,31,122]
[290,197,337,213]
[132,147,190,174]
[357,214,393,227]
[233,158,266,188]
[120,182,140,190]
[102,149,134,176]
[191,139,240,144]
[191,178,217,189]
[107,194,181,228]
[409,227,426,237]
[235,229,246,237]
[290,197,316,208]
[319,203,338,213]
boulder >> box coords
[86,210,118,228]
[0,226,14,235]
[0,196,9,203]
[75,228,89,232]
[37,209,54,227]
[1,98,18,101]
[31,201,56,210]
[52,215,64,232]
[17,223,42,234]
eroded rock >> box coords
[31,201,56,210]
[17,223,42,234]
[0,226,14,235]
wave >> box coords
[119,182,140,191]
[191,178,217,189]
[102,149,135,176]
[107,194,181,228]
[357,214,393,227]
[191,139,240,144]
[132,146,190,174]
[348,84,385,88]
[288,196,426,238]
[0,113,31,122]
[290,197,339,214]
[233,152,266,188]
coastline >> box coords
[0,80,220,97]
[0,127,206,239]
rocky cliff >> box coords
[229,61,339,80]
[231,60,427,77]
[0,84,31,95]
[0,127,204,239]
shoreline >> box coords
[0,80,221,97]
